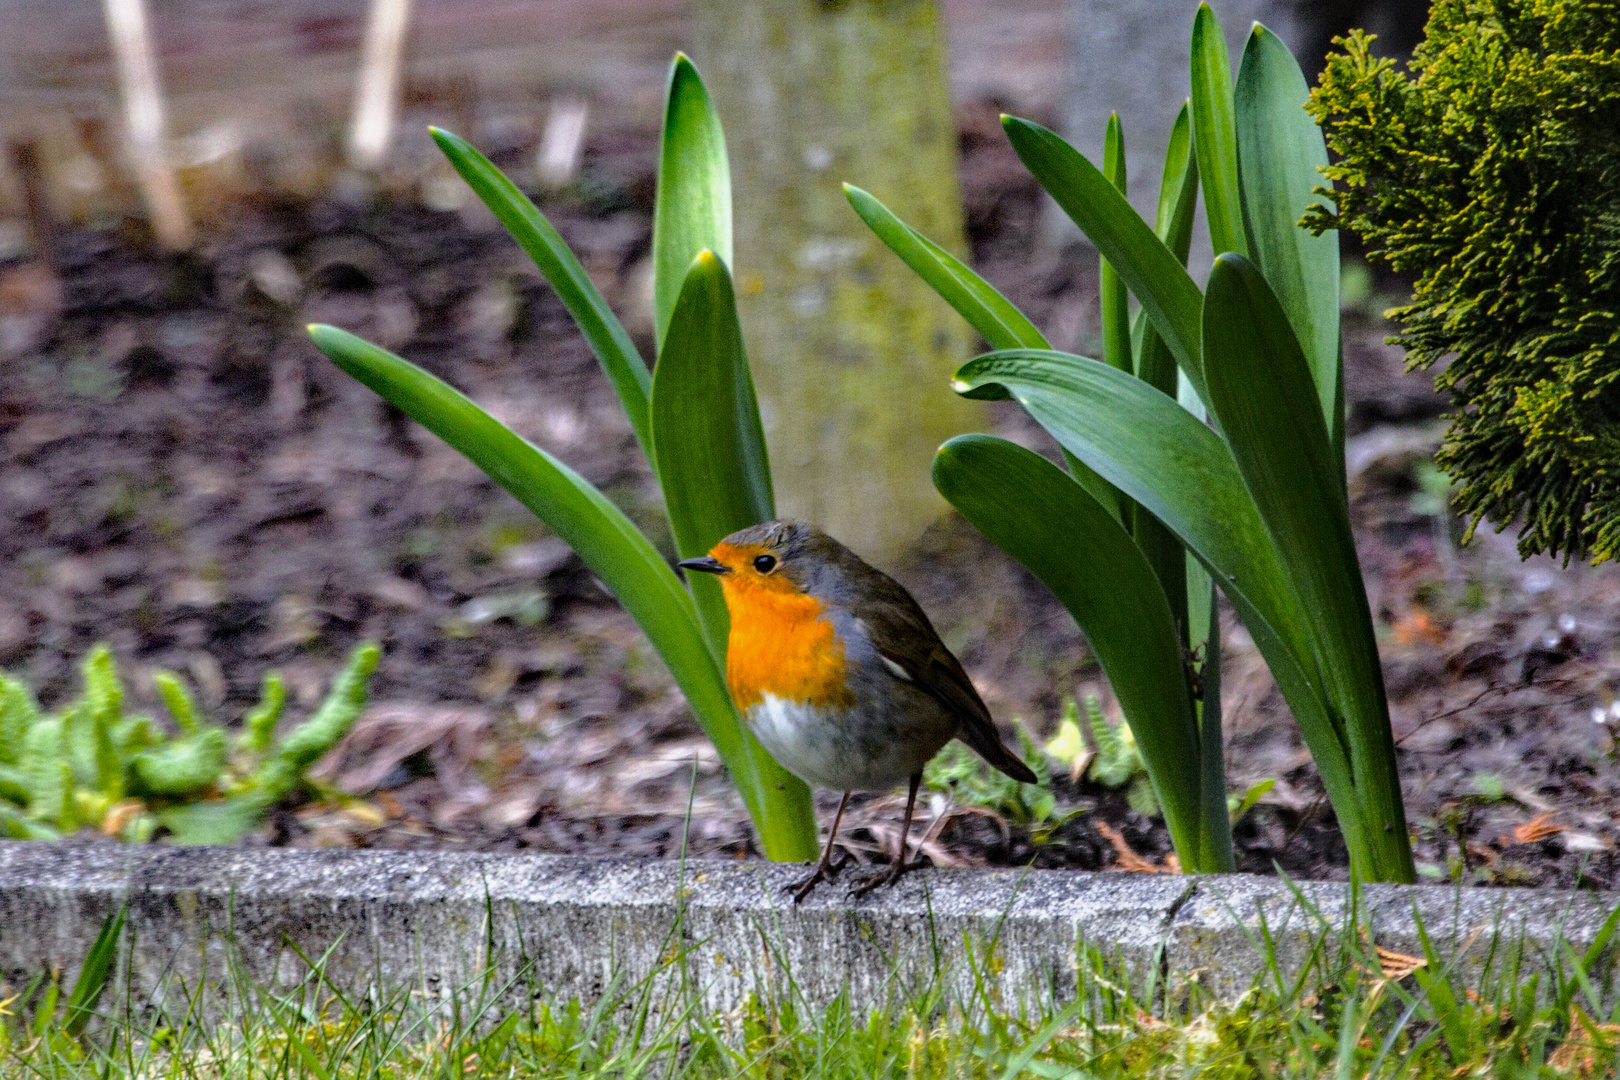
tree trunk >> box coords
[689,0,978,568]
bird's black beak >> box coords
[678,556,730,576]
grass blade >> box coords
[1202,255,1411,881]
[653,54,731,349]
[306,324,816,860]
[1235,23,1341,451]
[1001,114,1208,406]
[933,434,1230,871]
[430,128,653,461]
[843,183,1046,350]
[1190,3,1247,258]
[651,251,774,655]
[64,905,124,1038]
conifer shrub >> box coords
[1305,0,1620,561]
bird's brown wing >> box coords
[852,578,1038,785]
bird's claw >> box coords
[847,858,924,899]
[785,851,851,903]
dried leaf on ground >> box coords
[1095,820,1174,873]
[1509,813,1564,845]
[1375,946,1426,981]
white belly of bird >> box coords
[744,692,947,792]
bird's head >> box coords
[678,519,848,603]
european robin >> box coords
[680,520,1037,901]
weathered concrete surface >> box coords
[1171,874,1620,1000]
[1,842,1616,1015]
[0,842,1183,1015]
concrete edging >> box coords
[1,841,1615,1014]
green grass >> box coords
[6,884,1620,1079]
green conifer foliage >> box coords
[1306,1,1620,561]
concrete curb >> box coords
[1,841,1615,1014]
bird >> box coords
[679,519,1038,901]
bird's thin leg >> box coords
[788,791,850,903]
[852,772,922,897]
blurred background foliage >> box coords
[0,0,1422,565]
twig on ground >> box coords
[1095,820,1174,873]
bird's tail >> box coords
[956,725,1038,784]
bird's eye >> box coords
[753,554,777,574]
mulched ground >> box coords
[2,108,1617,890]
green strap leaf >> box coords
[653,54,732,350]
[1133,102,1200,635]
[950,350,1314,694]
[1156,103,1200,265]
[1000,115,1209,407]
[933,434,1231,872]
[1193,571,1226,850]
[1202,255,1411,882]
[1190,3,1248,259]
[1099,114,1132,374]
[950,348,1377,874]
[840,179,1126,520]
[843,183,1047,350]
[651,251,774,656]
[306,324,817,861]
[430,128,653,461]
[1235,23,1342,452]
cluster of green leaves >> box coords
[852,4,1413,882]
[308,55,819,861]
[1044,694,1160,815]
[1045,695,1272,822]
[10,887,1620,1077]
[1084,696,1160,817]
[0,643,377,845]
[1306,0,1620,563]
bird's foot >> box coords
[848,858,925,899]
[785,851,851,904]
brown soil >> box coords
[3,111,1617,890]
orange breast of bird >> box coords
[713,550,856,714]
